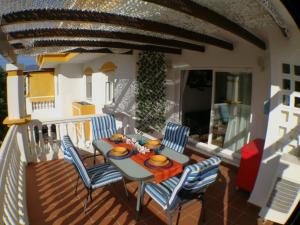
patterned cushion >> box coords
[91,115,117,140]
[62,135,74,163]
[145,176,180,210]
[68,145,91,188]
[63,134,123,190]
[87,163,123,189]
[162,122,190,153]
[145,156,221,210]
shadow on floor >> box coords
[26,149,275,225]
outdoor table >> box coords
[92,134,190,218]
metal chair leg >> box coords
[122,178,129,199]
[201,195,206,223]
[93,147,96,165]
[75,175,80,194]
[84,190,90,213]
[176,205,182,225]
[89,189,93,201]
[167,211,173,225]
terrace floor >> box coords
[26,149,277,225]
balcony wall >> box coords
[0,125,28,225]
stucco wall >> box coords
[249,4,300,207]
[56,63,85,117]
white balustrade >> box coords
[26,114,106,162]
[0,125,29,225]
[29,98,55,112]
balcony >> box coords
[0,114,279,225]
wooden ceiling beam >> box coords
[0,27,16,62]
[64,48,133,54]
[2,9,233,50]
[8,28,205,52]
[143,0,266,49]
[24,40,182,54]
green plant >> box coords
[0,67,8,143]
[136,51,166,132]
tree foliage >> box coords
[0,67,8,143]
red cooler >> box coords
[236,139,264,192]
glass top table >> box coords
[92,134,190,217]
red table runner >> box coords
[103,138,183,183]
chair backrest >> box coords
[91,115,117,140]
[62,135,74,163]
[162,122,190,153]
[218,103,230,124]
[168,156,221,209]
[63,135,91,188]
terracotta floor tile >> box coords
[26,155,265,225]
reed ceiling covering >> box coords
[0,0,288,61]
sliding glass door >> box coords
[211,72,252,152]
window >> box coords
[211,72,252,152]
[105,81,114,104]
[86,75,92,99]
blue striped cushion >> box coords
[182,156,221,191]
[68,145,91,188]
[62,135,74,163]
[162,122,190,153]
[145,176,180,210]
[145,156,221,210]
[87,163,123,189]
[91,115,117,140]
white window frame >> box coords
[86,75,92,100]
[105,81,114,104]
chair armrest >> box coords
[81,153,102,162]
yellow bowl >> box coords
[111,133,124,140]
[150,155,167,163]
[146,140,161,146]
[111,146,127,154]
[149,159,169,167]
[111,150,128,157]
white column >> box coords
[5,64,26,120]
[4,64,31,163]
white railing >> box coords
[0,125,28,225]
[31,100,55,111]
[0,112,137,224]
[27,96,55,113]
[26,112,137,162]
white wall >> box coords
[83,53,137,115]
[249,3,300,207]
[56,63,85,118]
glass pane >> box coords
[295,81,300,92]
[283,79,291,90]
[86,76,92,98]
[282,63,290,74]
[295,65,300,76]
[294,97,300,108]
[283,95,290,106]
[212,72,252,152]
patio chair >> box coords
[62,135,74,163]
[91,114,117,140]
[91,115,117,163]
[62,135,128,212]
[162,122,190,154]
[141,156,221,225]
